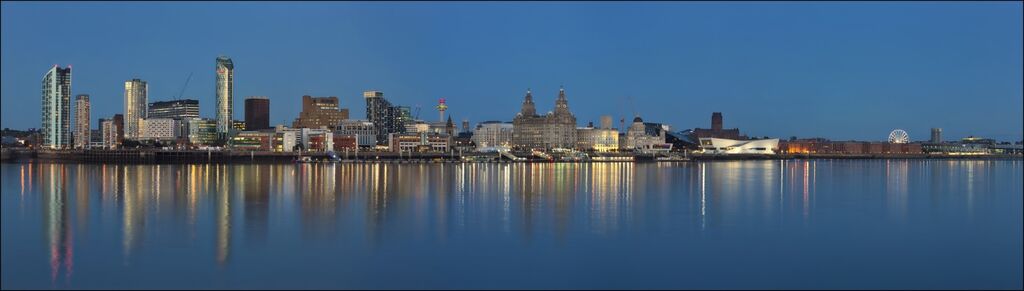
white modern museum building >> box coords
[699,138,779,155]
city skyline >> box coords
[2,2,1022,141]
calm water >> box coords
[1,160,1021,289]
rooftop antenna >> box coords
[176,72,193,100]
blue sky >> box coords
[2,2,1021,141]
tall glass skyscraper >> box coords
[124,79,148,139]
[74,94,90,149]
[41,65,72,149]
[215,56,234,136]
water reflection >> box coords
[7,160,1021,289]
[42,164,72,287]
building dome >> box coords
[633,116,643,123]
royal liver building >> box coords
[512,87,577,150]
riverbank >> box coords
[2,148,1020,164]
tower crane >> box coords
[176,72,193,100]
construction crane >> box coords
[175,72,193,100]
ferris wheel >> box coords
[888,129,909,144]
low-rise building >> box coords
[276,127,334,152]
[184,118,218,146]
[335,119,377,147]
[624,117,671,152]
[389,133,450,152]
[700,138,779,155]
[230,131,274,151]
[779,139,923,154]
[333,134,359,152]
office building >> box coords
[184,118,218,146]
[244,96,270,130]
[365,91,406,144]
[576,122,619,152]
[112,114,124,145]
[512,87,578,150]
[275,127,333,152]
[292,95,348,129]
[931,128,942,143]
[215,56,234,135]
[99,118,117,149]
[336,119,377,148]
[74,94,90,149]
[472,121,514,150]
[41,65,72,149]
[148,99,199,120]
[124,78,148,139]
[138,118,179,142]
[389,132,450,152]
[233,120,246,132]
[230,131,274,151]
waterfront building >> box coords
[388,132,450,152]
[293,95,349,129]
[138,118,180,143]
[511,88,578,150]
[230,131,274,151]
[691,112,747,140]
[336,119,377,148]
[453,131,475,153]
[184,118,218,146]
[365,90,406,145]
[472,121,514,150]
[700,138,779,155]
[215,56,234,136]
[332,134,359,152]
[779,139,923,155]
[89,129,102,148]
[275,127,334,152]
[921,142,990,155]
[244,96,270,130]
[74,94,90,149]
[300,128,333,152]
[230,129,313,153]
[961,136,996,146]
[931,128,942,143]
[41,65,72,149]
[232,120,246,133]
[112,114,124,145]
[576,122,619,152]
[273,130,297,152]
[124,78,148,139]
[148,99,199,120]
[99,118,117,149]
[624,116,671,152]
